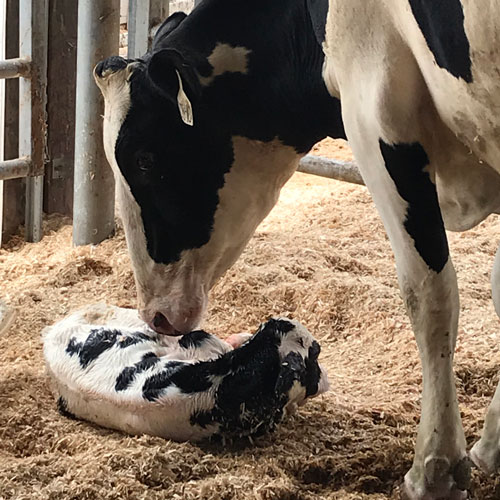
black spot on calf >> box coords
[57,396,77,420]
[178,330,212,349]
[379,139,449,273]
[190,319,306,439]
[409,0,472,82]
[66,329,151,369]
[305,341,321,397]
[115,352,160,392]
[66,329,120,368]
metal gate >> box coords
[0,0,47,243]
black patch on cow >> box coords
[379,139,449,273]
[115,352,160,392]
[57,396,77,420]
[307,0,329,44]
[66,329,151,368]
[178,330,212,349]
[113,0,346,265]
[409,0,472,82]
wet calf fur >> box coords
[43,304,329,441]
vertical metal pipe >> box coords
[20,0,48,243]
[128,0,150,59]
[149,0,169,28]
[73,0,119,246]
[128,0,169,59]
[0,0,5,246]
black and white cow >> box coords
[95,0,500,498]
[43,304,329,441]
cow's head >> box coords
[94,13,300,335]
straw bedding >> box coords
[1,139,499,499]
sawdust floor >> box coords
[1,139,500,499]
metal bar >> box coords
[298,155,365,186]
[0,156,31,180]
[128,0,149,59]
[44,0,78,217]
[128,1,169,57]
[0,0,5,245]
[20,0,49,243]
[73,0,118,246]
[148,0,169,46]
[2,0,24,244]
[0,57,30,79]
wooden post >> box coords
[44,0,78,217]
[1,0,23,243]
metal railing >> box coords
[0,0,48,243]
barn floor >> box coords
[1,140,500,499]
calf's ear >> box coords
[147,48,201,126]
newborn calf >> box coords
[43,304,329,441]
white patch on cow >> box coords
[199,43,252,86]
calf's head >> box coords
[94,14,299,335]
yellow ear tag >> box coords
[176,70,194,127]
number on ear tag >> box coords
[176,70,194,126]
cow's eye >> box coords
[136,152,155,172]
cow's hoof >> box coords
[403,456,470,500]
[0,300,15,335]
[470,440,499,475]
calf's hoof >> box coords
[470,440,499,475]
[403,456,470,500]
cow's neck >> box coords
[162,0,345,154]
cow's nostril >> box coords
[153,312,167,329]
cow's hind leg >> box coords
[470,245,500,473]
[339,103,470,497]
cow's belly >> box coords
[324,0,500,231]
[434,143,500,232]
[394,0,500,172]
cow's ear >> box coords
[152,12,188,49]
[147,48,201,126]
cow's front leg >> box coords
[470,244,500,473]
[344,130,470,499]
